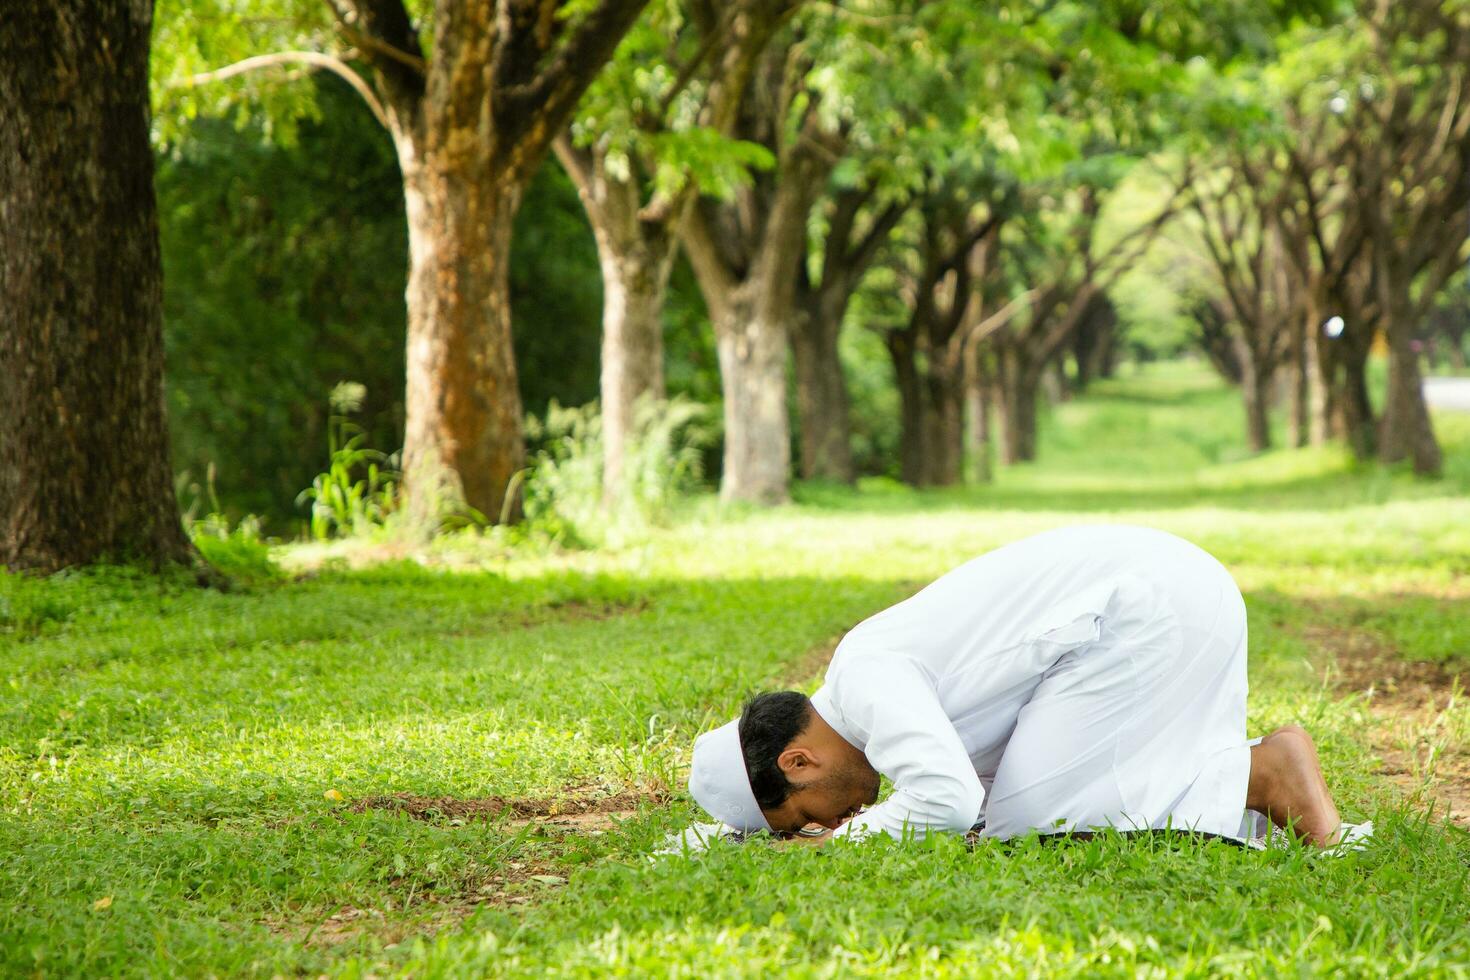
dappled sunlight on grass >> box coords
[4,363,1468,975]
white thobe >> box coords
[810,525,1254,842]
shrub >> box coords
[522,396,713,548]
[296,382,399,540]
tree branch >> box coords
[502,0,652,138]
[324,0,425,114]
[179,51,390,131]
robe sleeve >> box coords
[829,654,984,840]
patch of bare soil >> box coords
[1304,624,1469,828]
[269,856,571,950]
[350,783,666,833]
[519,595,653,628]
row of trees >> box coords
[156,0,1316,511]
[4,0,1466,573]
[1179,0,1470,470]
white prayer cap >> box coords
[689,718,771,832]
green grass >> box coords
[3,361,1468,977]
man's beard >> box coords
[818,757,881,806]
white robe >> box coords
[811,525,1254,842]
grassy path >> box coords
[3,363,1468,976]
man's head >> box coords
[737,690,880,835]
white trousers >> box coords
[980,545,1253,841]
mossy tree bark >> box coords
[0,0,197,573]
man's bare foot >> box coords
[1246,725,1343,846]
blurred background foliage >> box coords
[152,0,1470,536]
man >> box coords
[689,525,1347,847]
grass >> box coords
[3,360,1469,977]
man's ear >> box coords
[777,745,818,776]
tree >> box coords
[1185,163,1303,452]
[1262,0,1470,472]
[1346,0,1470,474]
[1,0,197,573]
[1069,293,1121,390]
[163,0,650,525]
[555,0,794,503]
[679,32,842,504]
[985,177,1182,463]
[792,179,905,482]
[885,183,1010,486]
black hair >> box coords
[738,690,813,810]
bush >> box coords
[296,382,399,541]
[190,514,280,583]
[522,396,714,548]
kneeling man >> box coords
[690,525,1345,847]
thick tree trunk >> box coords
[596,234,675,502]
[713,283,791,503]
[889,332,927,486]
[680,138,827,506]
[888,326,963,487]
[791,296,856,483]
[1379,322,1441,474]
[365,0,649,529]
[920,375,963,486]
[399,159,525,526]
[554,140,677,504]
[0,0,196,573]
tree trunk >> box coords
[964,347,993,485]
[888,332,927,486]
[1379,322,1441,474]
[791,296,856,483]
[553,139,678,504]
[1333,344,1376,460]
[1239,344,1272,454]
[712,283,791,503]
[0,0,196,573]
[922,374,963,486]
[1304,311,1331,446]
[892,369,963,488]
[595,233,676,503]
[1286,318,1309,449]
[362,0,649,529]
[1073,296,1118,391]
[1047,358,1072,403]
[399,158,525,526]
[996,352,1039,465]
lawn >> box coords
[3,362,1468,977]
